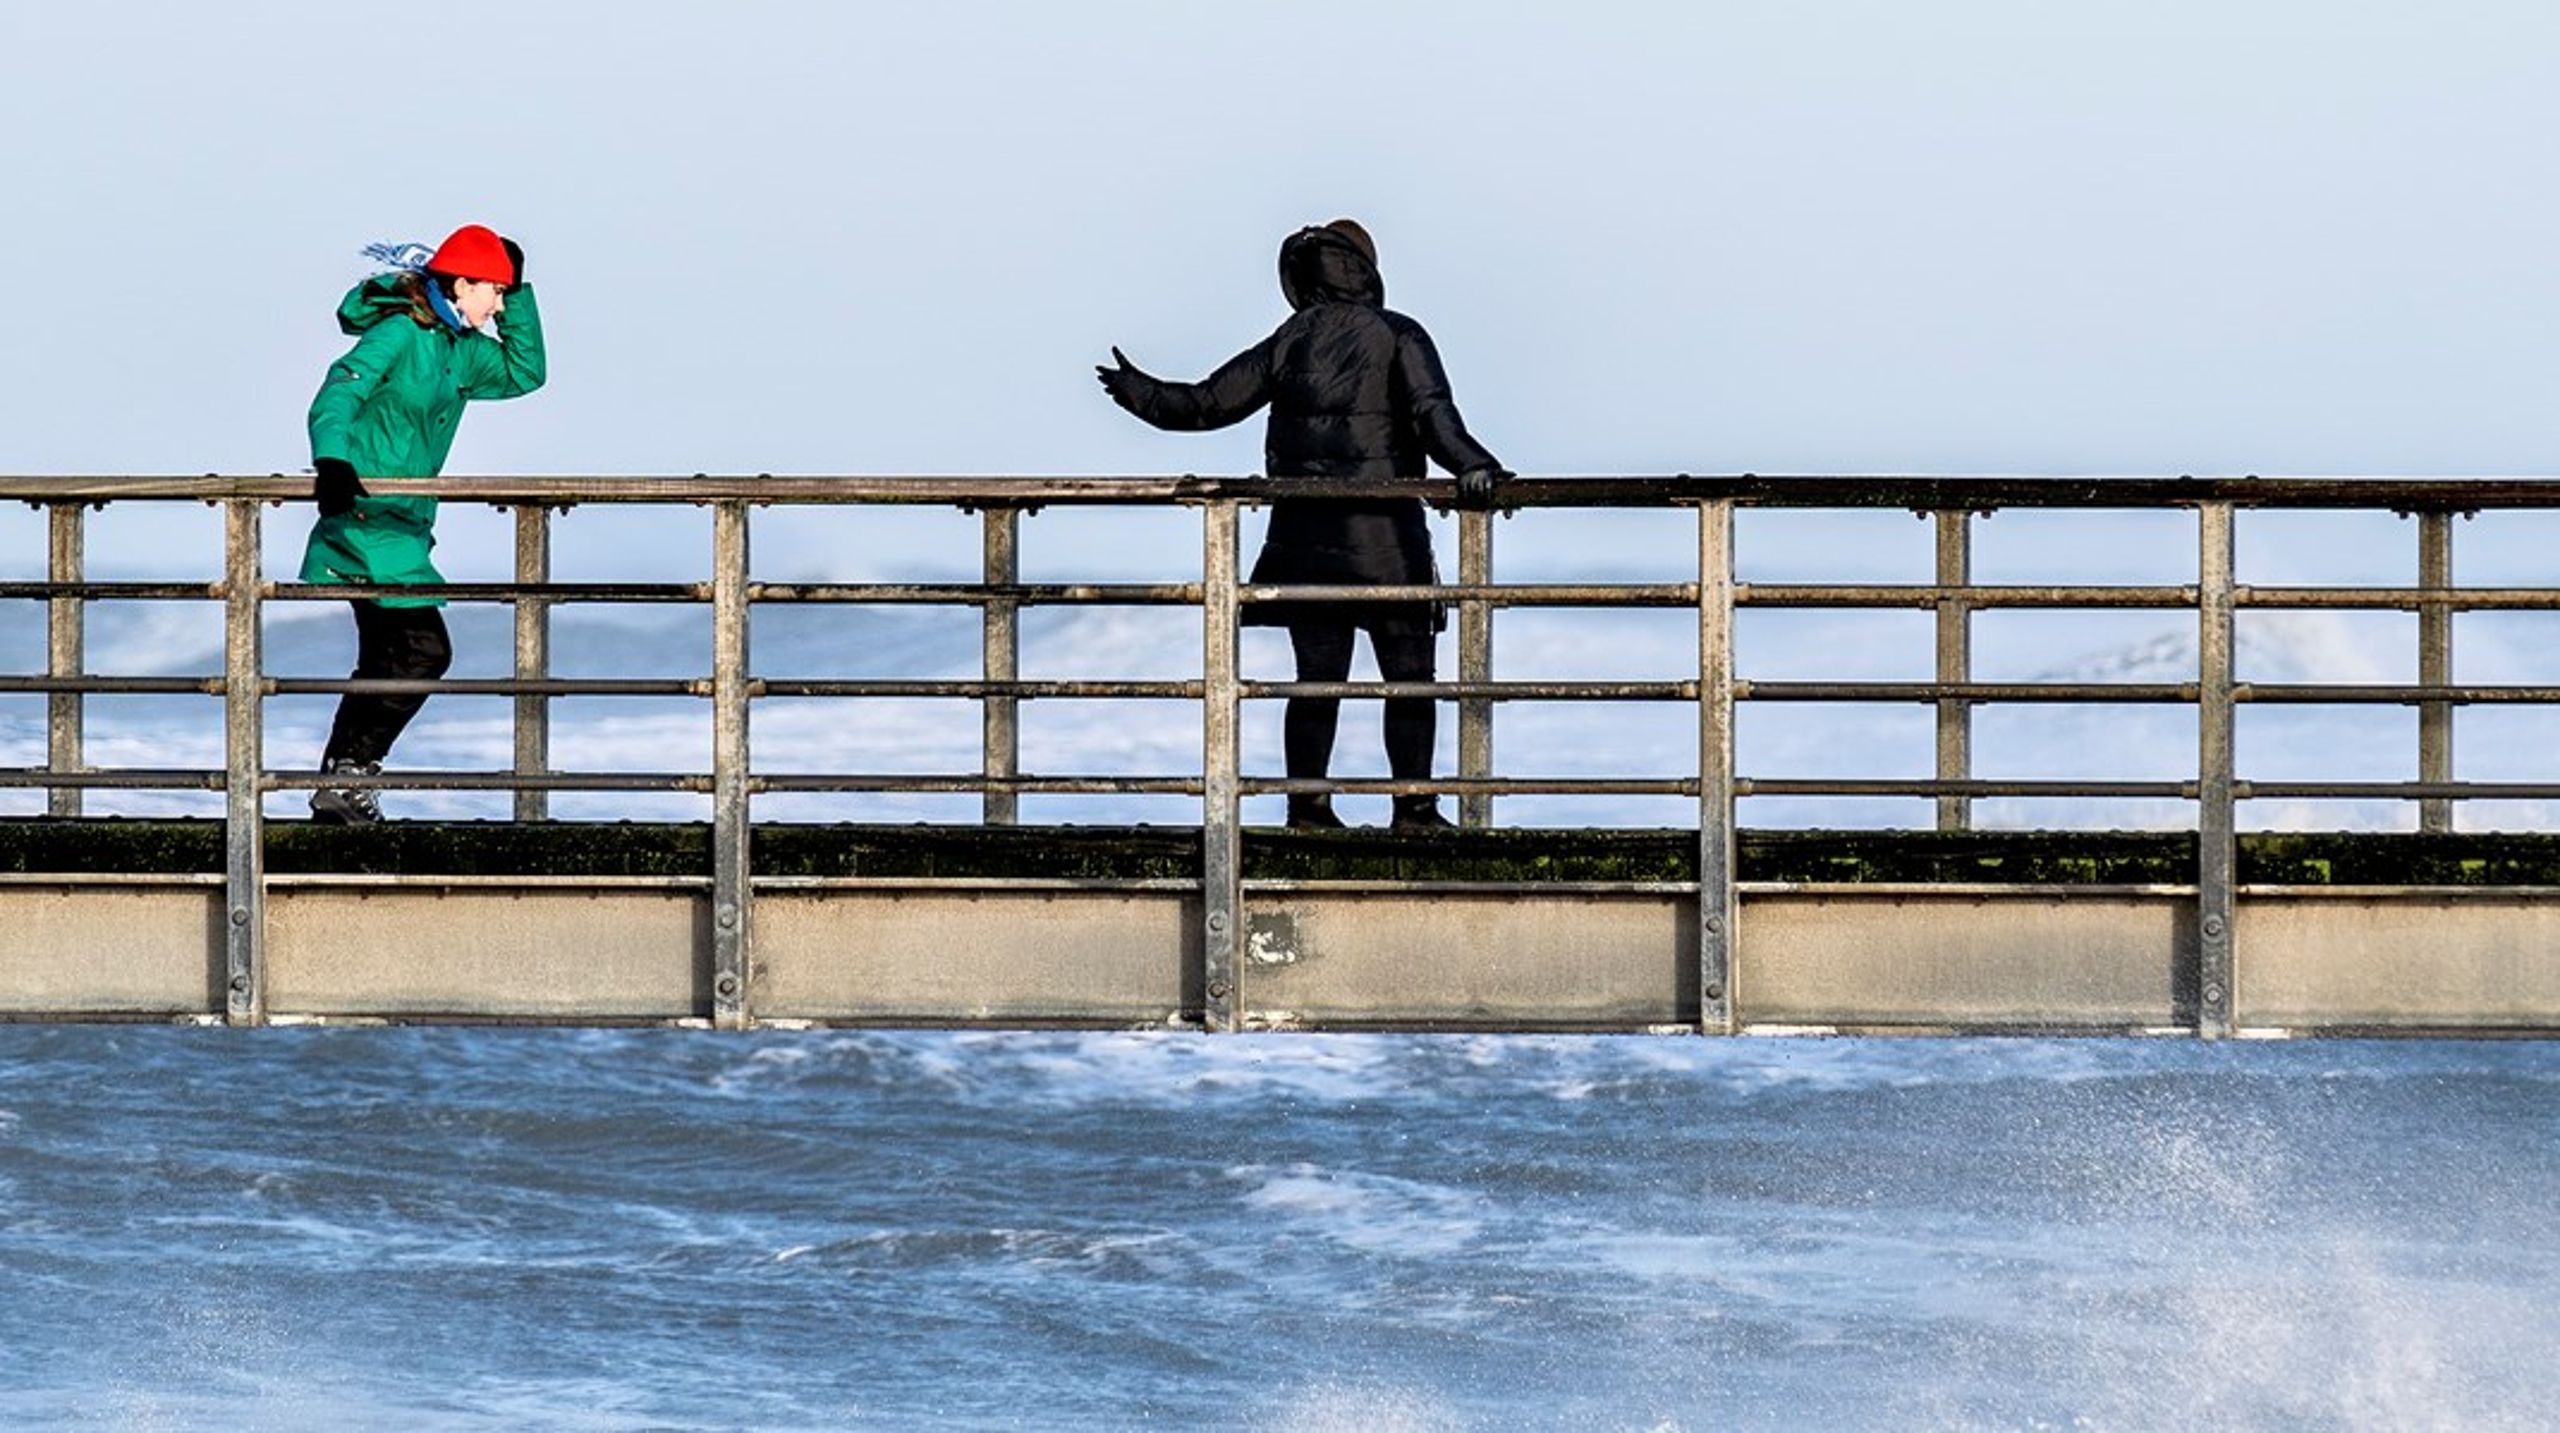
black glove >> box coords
[500,236,526,291]
[1456,467,1510,512]
[1094,346,1147,410]
[314,458,366,517]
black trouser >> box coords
[321,602,451,767]
[1286,623,1435,782]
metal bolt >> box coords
[716,906,738,930]
[2202,915,2226,938]
[1208,980,1229,999]
[229,907,249,926]
[715,974,739,997]
[1704,982,1724,1001]
[228,975,249,993]
[1703,915,1723,935]
[2204,982,2226,1006]
[1206,912,1228,933]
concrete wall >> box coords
[8,874,2553,1033]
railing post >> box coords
[1458,508,1494,828]
[711,500,754,1030]
[982,506,1021,826]
[47,503,83,818]
[1698,499,1736,1035]
[222,497,265,1026]
[2197,501,2237,1038]
[2417,510,2454,834]
[1201,500,1242,1032]
[1934,509,1972,831]
[513,503,552,822]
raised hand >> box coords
[1094,346,1147,409]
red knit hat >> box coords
[425,224,515,285]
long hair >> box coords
[390,270,463,329]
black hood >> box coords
[1279,227,1385,311]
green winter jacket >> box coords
[300,277,546,606]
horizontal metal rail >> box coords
[0,675,223,695]
[1245,680,1696,701]
[27,576,2560,613]
[15,472,2560,507]
[2240,685,2560,705]
[1740,584,2560,612]
[1738,583,2198,609]
[272,677,703,697]
[266,581,707,603]
[759,679,1201,700]
[752,582,1200,605]
[1240,582,1699,606]
[2238,586,2560,610]
[1736,778,2193,799]
[2239,781,2560,801]
[755,773,1205,795]
[257,770,714,793]
[0,768,224,790]
[0,582,222,601]
[1250,777,1699,797]
[1741,681,2195,704]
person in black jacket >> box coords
[1098,219,1509,829]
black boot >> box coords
[310,758,384,826]
[1287,795,1347,830]
[1391,796,1453,831]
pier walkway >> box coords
[7,474,2559,1035]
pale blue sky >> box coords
[6,0,2553,478]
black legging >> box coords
[1287,623,1435,781]
[322,601,452,766]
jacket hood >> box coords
[336,275,423,336]
[1279,227,1385,312]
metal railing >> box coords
[10,473,2560,1034]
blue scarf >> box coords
[422,280,470,333]
[362,240,471,332]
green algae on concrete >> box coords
[2236,831,2560,886]
[1246,827,1693,882]
[10,818,2560,885]
[271,821,713,877]
[1739,830,2196,885]
[0,819,225,874]
[756,824,1202,880]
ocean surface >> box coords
[0,1030,2551,1429]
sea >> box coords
[0,1031,2552,1429]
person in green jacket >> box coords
[303,223,544,824]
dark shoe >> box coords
[1286,795,1347,830]
[1391,797,1454,831]
[310,759,383,825]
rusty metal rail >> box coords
[10,473,2560,1034]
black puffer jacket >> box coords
[1110,227,1503,633]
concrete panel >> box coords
[0,883,222,1015]
[757,889,1193,1023]
[2238,895,2560,1030]
[1240,892,1692,1029]
[267,887,705,1018]
[1741,891,2191,1029]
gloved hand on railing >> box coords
[314,458,367,517]
[1456,467,1510,512]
